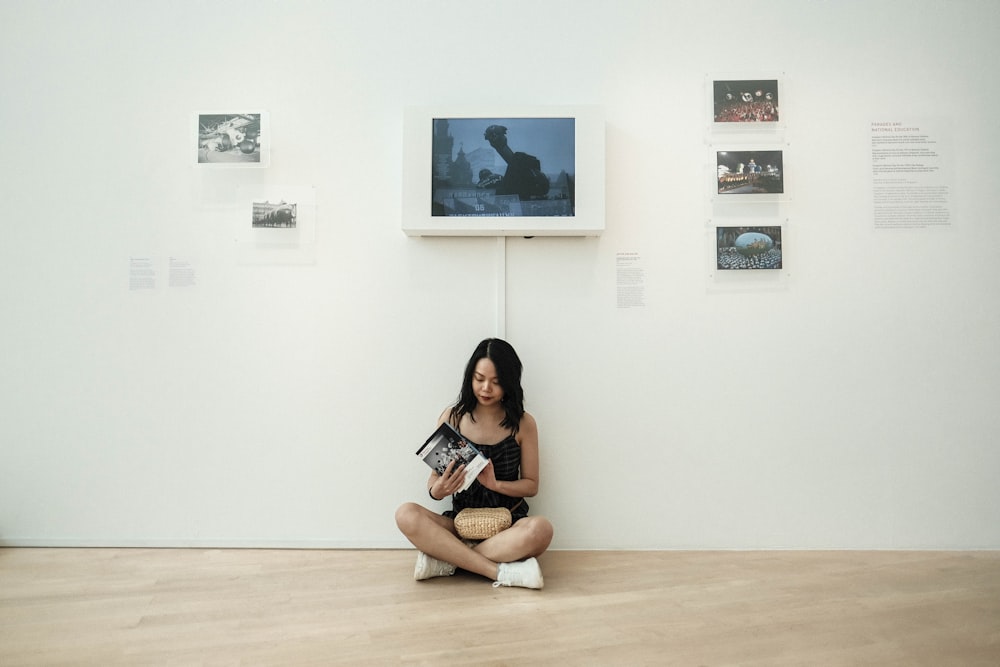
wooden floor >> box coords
[1,549,998,666]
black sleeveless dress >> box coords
[443,434,529,523]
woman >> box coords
[395,338,553,589]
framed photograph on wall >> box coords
[235,185,316,264]
[715,225,783,270]
[194,112,270,167]
[712,146,788,203]
[403,106,605,236]
[708,75,784,132]
[707,220,790,291]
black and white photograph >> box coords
[716,226,783,270]
[196,112,268,166]
[252,200,297,229]
[236,185,315,264]
[431,117,575,218]
[717,149,784,195]
[713,79,780,123]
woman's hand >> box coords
[430,460,466,499]
[476,460,498,492]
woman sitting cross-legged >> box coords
[395,338,553,589]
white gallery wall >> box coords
[1,0,998,549]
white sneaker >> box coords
[493,557,544,589]
[414,551,456,580]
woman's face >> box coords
[472,358,504,407]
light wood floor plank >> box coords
[1,549,998,665]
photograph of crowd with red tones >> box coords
[713,79,779,123]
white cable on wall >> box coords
[496,236,506,338]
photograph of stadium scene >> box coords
[717,150,784,195]
[713,79,779,123]
[716,226,783,270]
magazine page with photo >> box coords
[415,423,489,493]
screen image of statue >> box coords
[431,117,575,217]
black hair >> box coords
[450,338,525,434]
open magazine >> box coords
[415,422,489,493]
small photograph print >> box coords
[236,184,315,256]
[713,79,779,123]
[716,226,783,270]
[431,117,575,217]
[252,200,296,229]
[197,113,265,165]
[717,150,784,195]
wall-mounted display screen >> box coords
[403,106,604,236]
[430,117,575,219]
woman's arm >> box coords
[477,412,540,498]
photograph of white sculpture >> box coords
[195,112,270,167]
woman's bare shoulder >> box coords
[518,411,538,437]
[436,406,455,426]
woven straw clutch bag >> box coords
[454,507,512,540]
